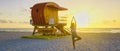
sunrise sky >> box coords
[0,0,120,28]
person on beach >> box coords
[71,16,81,49]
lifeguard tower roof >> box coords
[31,2,68,26]
[31,2,68,10]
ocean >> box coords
[0,28,33,32]
[78,28,120,33]
[0,28,120,33]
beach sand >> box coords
[0,32,120,51]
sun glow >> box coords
[75,11,90,27]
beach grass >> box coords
[21,34,70,39]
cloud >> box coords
[0,12,3,15]
[0,19,15,23]
[0,19,8,23]
[8,20,14,23]
[112,20,117,23]
[0,19,29,24]
[21,9,28,12]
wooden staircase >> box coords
[55,23,70,35]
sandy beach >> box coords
[0,32,120,51]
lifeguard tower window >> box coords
[36,9,39,13]
[49,17,54,25]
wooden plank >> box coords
[37,28,56,32]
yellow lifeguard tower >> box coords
[30,2,69,35]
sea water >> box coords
[77,28,120,33]
[0,28,33,32]
[0,28,120,33]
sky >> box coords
[0,0,120,28]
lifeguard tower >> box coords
[30,2,70,35]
